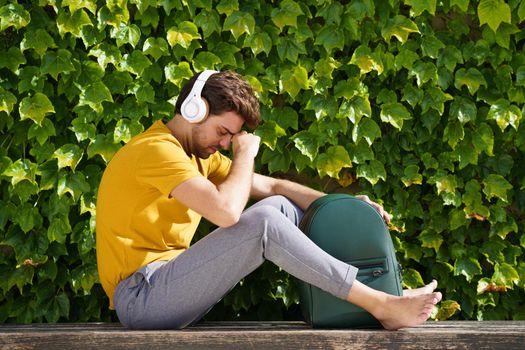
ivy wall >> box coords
[1,0,524,322]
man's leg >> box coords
[113,195,357,329]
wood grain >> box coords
[0,321,523,349]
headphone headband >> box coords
[181,69,218,123]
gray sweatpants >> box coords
[113,195,358,329]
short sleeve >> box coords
[207,152,232,185]
[136,140,202,196]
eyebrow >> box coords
[222,126,236,135]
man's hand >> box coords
[355,195,391,224]
[232,131,260,159]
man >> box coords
[96,70,441,330]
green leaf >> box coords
[483,174,513,202]
[421,86,452,114]
[395,47,419,71]
[280,66,309,99]
[304,95,337,120]
[87,134,121,163]
[472,123,494,156]
[27,118,56,145]
[244,31,272,56]
[478,0,511,32]
[0,47,25,73]
[339,96,371,125]
[450,97,477,124]
[454,68,487,95]
[0,87,17,114]
[194,9,221,38]
[352,118,381,146]
[350,45,383,74]
[62,0,98,14]
[276,36,306,63]
[57,172,90,202]
[19,93,55,125]
[316,145,352,179]
[193,51,221,71]
[450,0,469,12]
[443,120,464,149]
[402,268,424,288]
[431,171,458,195]
[56,9,92,37]
[70,264,98,294]
[405,0,436,16]
[402,164,423,186]
[142,38,169,61]
[261,148,291,174]
[111,23,141,48]
[113,118,144,143]
[164,61,193,85]
[47,217,72,244]
[314,57,341,79]
[291,130,319,161]
[454,257,482,282]
[418,230,443,252]
[347,140,374,164]
[167,21,201,48]
[357,159,386,185]
[381,15,420,43]
[380,102,412,130]
[271,0,303,30]
[2,159,37,186]
[410,61,438,86]
[89,43,123,69]
[53,144,84,171]
[267,106,298,131]
[255,121,286,150]
[314,25,344,54]
[437,46,464,72]
[77,81,113,113]
[421,35,445,59]
[486,99,521,131]
[40,49,76,81]
[217,0,238,16]
[223,11,255,40]
[492,263,519,288]
[20,29,56,57]
[432,300,461,321]
[0,3,30,31]
[121,50,152,76]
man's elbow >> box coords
[214,205,241,228]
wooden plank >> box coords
[0,321,524,350]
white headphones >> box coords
[180,69,218,123]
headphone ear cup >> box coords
[181,96,208,123]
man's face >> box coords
[190,111,244,158]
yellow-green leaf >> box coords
[19,93,55,125]
[167,21,201,48]
[478,0,511,32]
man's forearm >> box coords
[273,178,325,211]
[217,154,254,219]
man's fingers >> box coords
[355,195,391,224]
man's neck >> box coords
[164,116,193,157]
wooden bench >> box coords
[1,321,524,349]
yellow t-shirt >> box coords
[96,120,231,309]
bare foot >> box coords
[403,279,438,297]
[374,291,442,330]
[346,280,442,331]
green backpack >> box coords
[298,194,403,328]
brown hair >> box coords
[175,70,260,129]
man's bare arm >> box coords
[170,132,260,227]
[251,173,391,223]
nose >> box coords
[219,135,232,150]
